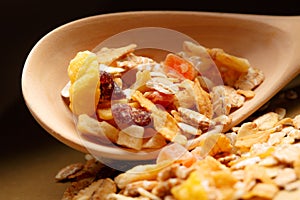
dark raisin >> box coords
[100,71,114,100]
[131,108,152,127]
[111,103,152,128]
[111,103,133,128]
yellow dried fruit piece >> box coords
[97,107,113,120]
[171,171,208,200]
[132,90,158,112]
[209,134,233,156]
[142,133,167,149]
[152,110,182,142]
[115,162,170,189]
[68,51,100,115]
[132,70,151,91]
[207,48,250,73]
[116,125,144,151]
[77,114,118,143]
[237,89,255,99]
[191,133,232,157]
[68,51,97,84]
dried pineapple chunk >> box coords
[208,48,250,72]
[171,171,208,200]
[68,51,97,83]
[115,162,169,189]
[97,107,113,120]
[77,114,118,143]
[68,51,100,115]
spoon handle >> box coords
[286,16,300,73]
[269,16,300,77]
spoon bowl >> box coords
[21,11,300,161]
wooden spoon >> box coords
[22,11,300,161]
[225,14,300,130]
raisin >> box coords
[111,103,152,128]
[100,71,114,100]
[131,108,152,127]
[111,103,133,128]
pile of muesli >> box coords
[56,87,300,200]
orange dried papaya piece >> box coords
[164,53,197,80]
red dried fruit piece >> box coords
[144,91,175,107]
[164,53,197,80]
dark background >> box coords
[0,0,299,199]
[1,0,300,160]
[0,0,300,158]
[1,0,300,175]
[2,0,300,153]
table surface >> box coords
[0,100,85,200]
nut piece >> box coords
[177,107,211,132]
[146,77,179,94]
[210,85,231,116]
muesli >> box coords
[56,88,300,200]
[61,41,264,150]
